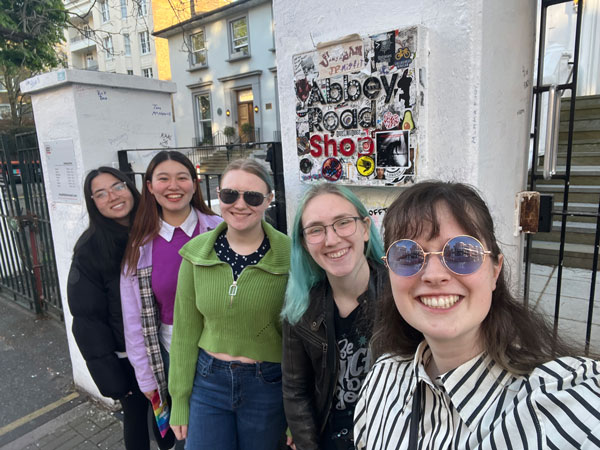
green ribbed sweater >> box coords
[168,220,291,425]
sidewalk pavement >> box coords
[0,294,126,450]
[1,263,598,449]
[2,400,126,450]
[526,263,600,352]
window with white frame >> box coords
[103,36,114,59]
[137,0,147,16]
[190,30,207,67]
[85,53,96,69]
[120,0,127,18]
[127,69,134,75]
[142,67,153,78]
[229,16,249,58]
[139,30,150,54]
[100,0,110,22]
[123,34,131,56]
[194,93,213,144]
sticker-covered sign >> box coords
[294,27,424,186]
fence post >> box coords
[27,216,45,315]
[118,150,132,175]
[271,142,287,234]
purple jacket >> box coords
[120,209,223,394]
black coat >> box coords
[67,227,134,399]
[282,261,387,450]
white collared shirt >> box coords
[354,341,600,449]
[157,208,198,242]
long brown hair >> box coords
[372,180,581,375]
[123,151,216,273]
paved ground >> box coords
[526,263,600,353]
[3,402,125,450]
[0,295,126,450]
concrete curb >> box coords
[1,403,91,450]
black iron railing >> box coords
[0,132,62,319]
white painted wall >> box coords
[274,0,536,279]
[164,0,278,146]
[21,69,176,404]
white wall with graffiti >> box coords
[274,0,537,273]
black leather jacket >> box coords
[282,261,387,450]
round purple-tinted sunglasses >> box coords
[382,235,492,277]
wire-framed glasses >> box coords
[91,181,128,201]
[302,216,363,244]
[383,235,491,276]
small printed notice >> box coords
[44,139,80,204]
[317,38,365,78]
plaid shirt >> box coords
[137,266,168,403]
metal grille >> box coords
[0,132,62,319]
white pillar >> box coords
[21,69,177,403]
[273,0,536,279]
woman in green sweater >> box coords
[168,158,291,450]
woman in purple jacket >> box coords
[120,151,222,443]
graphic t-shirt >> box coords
[329,302,371,434]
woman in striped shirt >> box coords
[354,181,600,449]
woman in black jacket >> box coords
[280,183,387,450]
[67,166,174,449]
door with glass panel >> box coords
[194,93,212,146]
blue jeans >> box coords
[186,349,286,450]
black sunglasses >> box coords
[217,188,269,207]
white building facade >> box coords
[63,0,159,78]
[155,0,279,147]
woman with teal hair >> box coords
[281,183,386,450]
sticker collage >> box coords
[294,27,421,186]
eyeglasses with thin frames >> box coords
[91,181,128,201]
[383,235,492,276]
[302,216,364,244]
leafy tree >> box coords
[0,0,67,69]
[0,0,68,126]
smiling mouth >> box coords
[326,248,348,259]
[419,295,460,309]
[111,202,126,210]
[166,194,183,200]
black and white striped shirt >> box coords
[354,342,600,449]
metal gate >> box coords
[0,132,62,319]
[524,0,599,354]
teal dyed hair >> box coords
[281,183,385,325]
